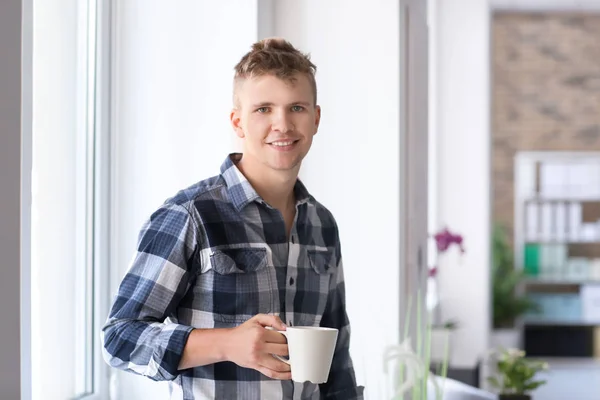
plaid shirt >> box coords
[102,154,364,400]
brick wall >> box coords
[492,12,600,243]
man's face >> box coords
[231,73,320,173]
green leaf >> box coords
[491,222,540,328]
[487,376,502,390]
[524,380,547,391]
[487,348,548,395]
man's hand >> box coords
[224,314,291,380]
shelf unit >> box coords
[523,278,600,286]
[514,152,600,358]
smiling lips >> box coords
[268,139,299,151]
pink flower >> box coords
[428,227,465,278]
[433,227,465,254]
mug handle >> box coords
[266,328,290,365]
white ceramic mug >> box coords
[271,326,338,384]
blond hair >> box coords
[233,37,317,107]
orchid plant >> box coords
[428,227,465,328]
[428,227,465,278]
[382,228,466,399]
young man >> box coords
[102,38,363,400]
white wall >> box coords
[273,1,402,397]
[111,1,259,398]
[435,0,492,369]
[112,1,406,399]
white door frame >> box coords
[399,0,429,348]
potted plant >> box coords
[487,348,548,399]
[491,223,539,349]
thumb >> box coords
[254,314,287,331]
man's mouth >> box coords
[270,140,298,147]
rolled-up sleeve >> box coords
[101,203,198,381]
[319,256,365,399]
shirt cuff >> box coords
[152,323,195,380]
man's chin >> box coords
[270,164,300,172]
[267,159,302,173]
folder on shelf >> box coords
[566,257,590,281]
[569,203,583,241]
[555,203,567,241]
[524,243,539,276]
[525,202,539,242]
[581,284,600,323]
[541,203,553,241]
[590,259,600,281]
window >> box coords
[31,1,110,398]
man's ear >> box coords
[313,105,321,135]
[230,109,245,138]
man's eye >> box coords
[256,107,269,113]
[291,105,304,112]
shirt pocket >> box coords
[297,248,336,327]
[200,247,275,324]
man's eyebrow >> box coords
[251,102,275,108]
[251,101,312,108]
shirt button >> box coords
[289,277,294,286]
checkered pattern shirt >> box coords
[101,154,364,399]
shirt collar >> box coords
[220,153,315,211]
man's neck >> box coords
[236,155,298,213]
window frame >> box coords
[30,0,113,398]
[82,0,113,399]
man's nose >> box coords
[272,110,293,133]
